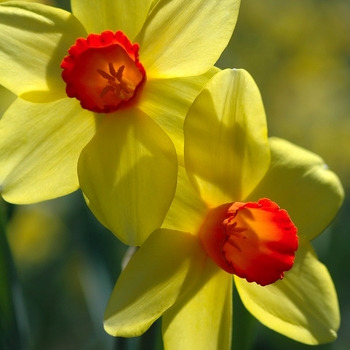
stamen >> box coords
[108,62,119,78]
[114,64,125,81]
[97,63,133,99]
[100,85,115,98]
[227,237,242,252]
[226,221,247,238]
[114,84,121,96]
[97,68,115,81]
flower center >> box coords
[224,218,248,252]
[61,30,146,113]
[199,198,298,286]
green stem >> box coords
[232,284,256,350]
[0,198,27,350]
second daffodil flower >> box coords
[103,69,344,349]
[0,0,240,245]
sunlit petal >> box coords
[235,237,339,345]
[162,166,208,234]
[78,109,177,246]
[184,69,270,207]
[247,137,344,240]
[0,2,86,100]
[163,259,232,350]
[71,0,156,39]
[137,0,240,78]
[0,98,97,204]
[104,229,206,337]
[138,67,219,164]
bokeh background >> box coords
[1,0,349,349]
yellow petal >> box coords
[235,237,339,345]
[104,229,206,337]
[0,98,97,204]
[138,67,219,165]
[162,166,208,233]
[78,109,177,246]
[163,259,232,350]
[0,85,16,116]
[0,2,86,101]
[247,137,344,240]
[71,0,157,39]
[137,0,241,78]
[184,69,270,207]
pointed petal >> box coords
[0,98,97,204]
[235,237,340,345]
[71,0,156,39]
[247,137,344,240]
[0,2,87,100]
[104,229,206,337]
[137,0,241,78]
[138,67,219,165]
[78,109,178,246]
[184,69,270,207]
[162,166,208,233]
[163,259,232,350]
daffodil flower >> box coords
[0,0,240,245]
[103,69,343,349]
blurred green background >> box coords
[1,0,350,349]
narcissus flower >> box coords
[0,0,240,245]
[103,70,343,349]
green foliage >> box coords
[0,198,26,350]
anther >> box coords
[114,64,125,81]
[227,237,242,252]
[97,63,132,99]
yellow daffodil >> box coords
[103,69,343,349]
[0,0,240,245]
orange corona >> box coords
[61,30,146,113]
[199,198,298,286]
